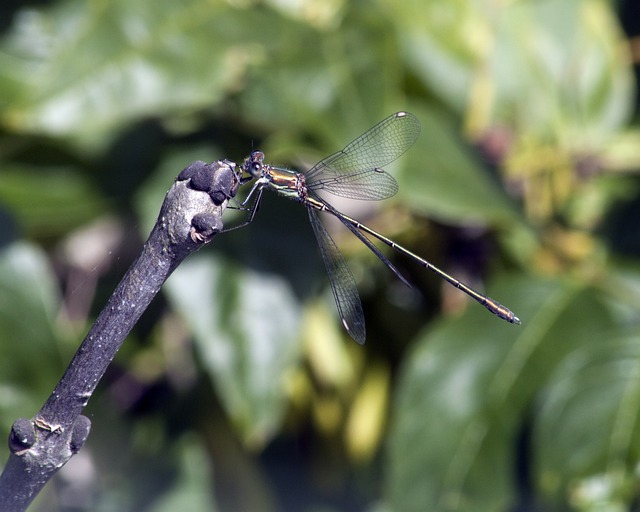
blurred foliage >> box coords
[1,0,640,510]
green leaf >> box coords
[397,105,519,225]
[151,436,219,512]
[385,276,617,512]
[0,164,107,238]
[391,0,634,143]
[0,242,66,432]
[536,333,640,509]
[0,0,254,147]
[164,253,302,446]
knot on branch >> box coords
[177,159,240,206]
[9,419,36,455]
[70,416,91,454]
[162,159,240,250]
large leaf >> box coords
[385,276,617,511]
[0,242,67,433]
[397,105,520,225]
[164,253,302,447]
[0,163,107,238]
[0,0,256,146]
[150,436,219,512]
[536,332,640,509]
[390,0,634,143]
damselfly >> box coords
[239,112,520,344]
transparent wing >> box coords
[307,207,366,344]
[305,111,421,200]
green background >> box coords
[1,0,640,510]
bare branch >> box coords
[0,159,242,511]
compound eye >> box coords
[250,150,265,162]
[250,161,262,175]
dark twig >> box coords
[0,159,242,511]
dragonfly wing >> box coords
[308,167,399,201]
[307,208,366,344]
[305,112,420,200]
